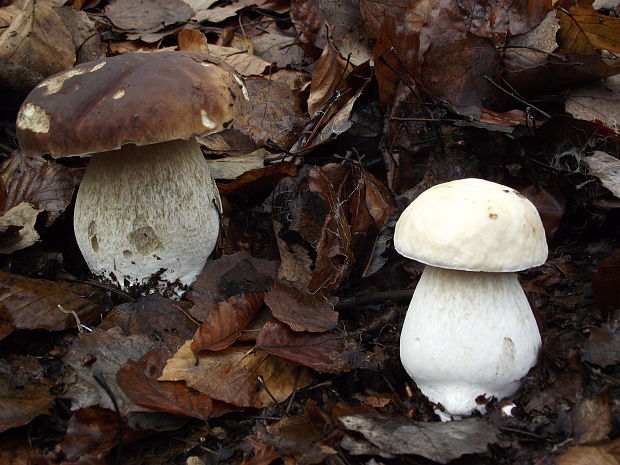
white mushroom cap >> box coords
[394,178,548,272]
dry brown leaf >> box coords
[63,327,158,415]
[57,6,106,64]
[586,151,620,199]
[0,202,41,254]
[0,152,81,227]
[98,294,196,351]
[307,41,351,118]
[565,76,620,134]
[105,0,193,32]
[191,292,265,353]
[160,341,312,408]
[572,392,614,444]
[178,29,270,76]
[556,438,620,465]
[582,324,620,367]
[557,7,620,55]
[234,78,307,148]
[0,0,75,76]
[256,320,362,373]
[188,251,276,321]
[117,348,214,420]
[63,407,152,462]
[0,356,53,433]
[207,149,267,181]
[338,414,498,464]
[264,281,338,332]
[0,270,105,340]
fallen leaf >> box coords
[257,411,338,464]
[517,182,566,239]
[0,431,52,465]
[0,202,41,254]
[250,25,307,69]
[565,75,620,134]
[98,294,196,351]
[264,282,338,332]
[557,7,620,55]
[56,6,106,64]
[207,149,267,181]
[63,407,152,462]
[556,437,620,465]
[193,0,260,23]
[160,341,312,408]
[572,391,613,444]
[0,151,82,227]
[582,324,620,367]
[0,270,105,340]
[586,151,620,199]
[234,78,307,148]
[307,41,351,118]
[338,414,498,464]
[188,251,276,321]
[0,0,75,76]
[191,292,265,353]
[349,166,396,234]
[257,320,362,373]
[117,348,215,421]
[62,327,158,414]
[105,0,193,32]
[178,30,270,76]
[0,356,53,433]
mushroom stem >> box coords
[399,265,541,417]
[73,138,221,291]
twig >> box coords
[92,372,124,465]
[483,75,551,119]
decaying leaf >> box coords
[264,281,338,332]
[0,270,105,340]
[338,414,498,464]
[557,7,620,55]
[63,327,158,414]
[117,348,215,421]
[98,294,196,351]
[555,437,620,465]
[160,341,312,408]
[207,149,268,181]
[581,324,620,367]
[188,251,276,321]
[572,392,613,444]
[191,292,265,353]
[586,151,620,199]
[105,0,193,33]
[0,356,53,433]
[565,75,620,134]
[0,0,75,76]
[0,202,41,254]
[63,407,152,462]
[0,151,82,227]
[257,320,362,373]
[307,41,351,118]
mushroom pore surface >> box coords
[399,266,541,416]
[73,138,220,290]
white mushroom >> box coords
[394,178,548,419]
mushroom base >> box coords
[74,138,221,292]
[399,266,541,417]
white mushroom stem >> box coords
[74,138,221,291]
[399,266,541,418]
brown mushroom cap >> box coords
[16,51,246,158]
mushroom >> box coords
[394,178,548,419]
[16,52,247,292]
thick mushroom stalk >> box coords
[400,266,541,417]
[74,138,220,290]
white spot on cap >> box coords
[17,103,51,133]
[201,63,211,67]
[37,61,107,96]
[201,109,216,130]
[112,89,126,99]
[233,75,249,101]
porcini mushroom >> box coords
[394,178,548,419]
[16,52,247,291]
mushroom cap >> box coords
[394,178,548,272]
[16,51,246,158]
